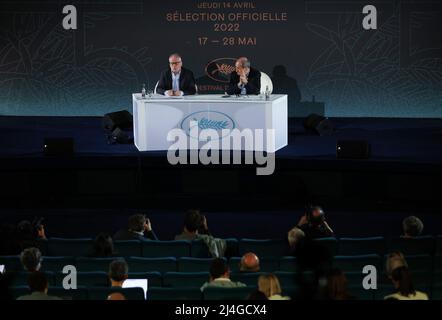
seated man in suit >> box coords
[156,53,196,96]
[227,57,261,95]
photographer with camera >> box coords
[294,206,334,240]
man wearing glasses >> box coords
[156,53,197,96]
[227,57,261,95]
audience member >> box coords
[16,217,47,251]
[384,266,428,300]
[17,271,61,300]
[20,247,42,272]
[287,226,305,254]
[323,268,355,300]
[200,258,246,291]
[175,210,210,240]
[175,210,226,258]
[295,206,334,239]
[386,252,408,277]
[258,273,290,300]
[108,260,129,288]
[239,252,260,272]
[107,292,126,300]
[402,216,424,238]
[113,214,158,241]
[92,233,116,257]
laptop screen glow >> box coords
[122,279,148,299]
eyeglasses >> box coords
[169,61,182,65]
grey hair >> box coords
[169,53,182,61]
[402,216,424,237]
[236,57,250,68]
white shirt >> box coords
[167,71,183,96]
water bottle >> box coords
[265,85,270,100]
[141,83,146,98]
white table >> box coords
[132,94,288,152]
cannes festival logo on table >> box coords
[181,111,235,139]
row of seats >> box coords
[5,267,441,289]
[2,254,441,274]
[9,284,442,301]
[26,235,442,257]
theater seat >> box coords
[347,285,374,300]
[0,256,21,272]
[148,287,202,300]
[113,240,142,257]
[47,238,93,256]
[76,257,123,272]
[239,239,288,257]
[313,237,338,256]
[11,286,30,299]
[162,272,209,288]
[279,256,297,272]
[230,272,265,286]
[55,271,109,287]
[274,271,298,288]
[436,235,442,254]
[333,255,381,273]
[127,257,177,273]
[203,286,255,300]
[339,237,386,255]
[8,271,56,286]
[345,272,366,287]
[178,257,217,272]
[434,254,442,275]
[87,287,145,300]
[190,240,211,258]
[432,285,442,300]
[40,256,75,273]
[388,236,435,255]
[141,240,191,257]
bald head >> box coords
[107,292,126,300]
[240,252,260,272]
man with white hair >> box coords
[156,53,196,96]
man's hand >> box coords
[201,215,208,231]
[165,90,174,96]
[173,90,184,96]
[297,215,308,227]
[144,218,152,232]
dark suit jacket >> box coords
[156,67,196,96]
[113,229,158,241]
[227,67,261,95]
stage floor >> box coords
[1,116,441,167]
[1,116,441,210]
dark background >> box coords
[0,0,441,117]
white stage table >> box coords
[132,94,288,152]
